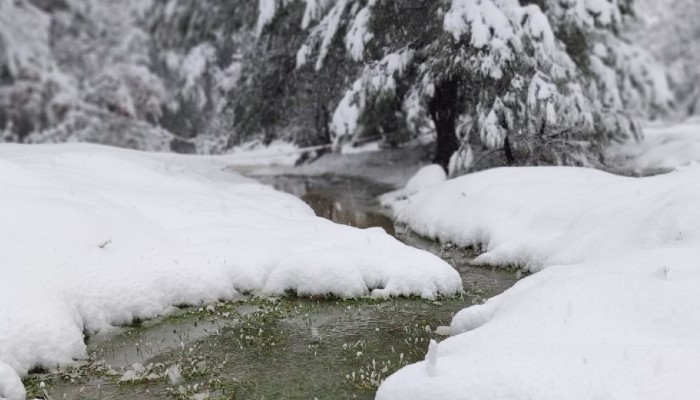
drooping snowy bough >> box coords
[270,0,672,172]
[633,0,700,117]
[0,144,460,399]
[378,156,700,399]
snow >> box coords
[338,140,381,155]
[330,49,414,141]
[181,44,217,107]
[0,0,51,79]
[379,250,700,399]
[554,0,622,29]
[442,0,558,81]
[444,0,515,48]
[331,79,364,140]
[224,139,305,167]
[609,120,700,174]
[296,44,311,68]
[584,0,621,27]
[516,5,555,53]
[378,157,700,399]
[0,363,23,400]
[442,0,522,80]
[384,165,700,271]
[0,143,461,399]
[166,364,182,384]
[255,0,278,36]
[381,165,446,202]
[252,137,432,189]
[0,0,176,151]
[315,0,349,71]
[587,38,672,116]
[344,1,374,62]
[302,0,337,30]
[632,0,700,115]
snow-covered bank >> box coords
[383,166,700,272]
[378,162,700,399]
[608,118,700,174]
[0,144,461,400]
[235,138,434,189]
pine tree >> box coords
[632,0,700,116]
[0,0,675,164]
[0,0,173,151]
[287,0,672,173]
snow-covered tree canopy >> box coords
[0,0,176,150]
[0,0,677,172]
[631,0,700,117]
[282,0,672,172]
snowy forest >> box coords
[2,1,700,400]
[2,0,698,170]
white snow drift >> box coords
[378,161,700,399]
[0,143,461,400]
[609,118,700,173]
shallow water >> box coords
[37,175,519,400]
[258,175,397,235]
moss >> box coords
[23,376,53,399]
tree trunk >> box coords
[428,78,460,172]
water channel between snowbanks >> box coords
[37,175,519,400]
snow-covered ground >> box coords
[0,143,461,400]
[235,137,435,189]
[609,118,700,174]
[377,122,700,399]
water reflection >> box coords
[302,192,396,235]
[257,175,397,235]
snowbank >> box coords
[383,166,700,272]
[224,139,305,167]
[0,144,461,399]
[378,164,700,399]
[608,119,700,173]
[376,164,447,206]
[401,164,446,196]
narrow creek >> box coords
[36,175,519,400]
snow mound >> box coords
[385,166,700,272]
[404,164,446,194]
[224,139,304,167]
[378,163,700,399]
[609,119,700,173]
[380,164,446,202]
[0,362,24,400]
[0,143,461,398]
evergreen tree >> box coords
[0,0,677,167]
[290,0,672,173]
[0,0,173,151]
[632,0,700,116]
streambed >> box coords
[32,175,518,400]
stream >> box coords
[36,175,519,400]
